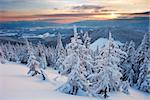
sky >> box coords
[0,0,149,23]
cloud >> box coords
[130,11,150,15]
[72,5,105,10]
[101,9,117,12]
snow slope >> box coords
[90,38,123,51]
[0,63,149,100]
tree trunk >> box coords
[104,87,108,98]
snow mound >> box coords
[90,38,123,51]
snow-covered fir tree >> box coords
[137,49,150,93]
[59,25,93,95]
[39,51,47,69]
[27,52,46,80]
[121,41,129,52]
[25,38,34,56]
[83,32,91,48]
[55,33,66,72]
[121,40,136,86]
[126,40,136,64]
[37,41,45,53]
[133,32,150,84]
[46,46,57,67]
[88,31,127,98]
[0,47,6,64]
[18,44,28,64]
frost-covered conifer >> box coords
[133,32,150,83]
[121,40,135,86]
[55,33,66,72]
[59,25,93,95]
[88,32,127,98]
[137,49,150,92]
[39,51,47,69]
[83,32,91,48]
[0,47,6,64]
[27,53,46,80]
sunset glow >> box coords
[0,0,149,23]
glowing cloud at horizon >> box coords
[0,0,149,23]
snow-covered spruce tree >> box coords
[45,46,57,67]
[88,31,127,98]
[121,41,129,52]
[18,44,28,64]
[35,42,48,69]
[133,32,150,84]
[27,52,46,80]
[55,33,66,72]
[37,41,45,53]
[25,38,34,55]
[126,40,136,64]
[7,42,16,61]
[95,45,100,56]
[83,32,91,49]
[83,31,94,62]
[26,39,35,67]
[39,51,47,70]
[121,40,136,86]
[137,49,150,93]
[58,25,93,95]
[0,47,6,64]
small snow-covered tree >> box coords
[27,52,46,80]
[55,33,66,72]
[0,47,6,64]
[25,38,34,56]
[46,46,57,67]
[39,51,47,69]
[7,42,16,61]
[37,41,45,53]
[18,44,28,64]
[83,32,91,49]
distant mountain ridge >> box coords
[0,16,149,47]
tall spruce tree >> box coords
[59,25,93,95]
[88,31,127,98]
[55,33,66,72]
[133,32,150,84]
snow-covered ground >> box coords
[0,63,149,100]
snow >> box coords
[90,38,123,51]
[0,63,149,100]
[0,33,18,36]
[22,32,55,39]
[37,32,55,38]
